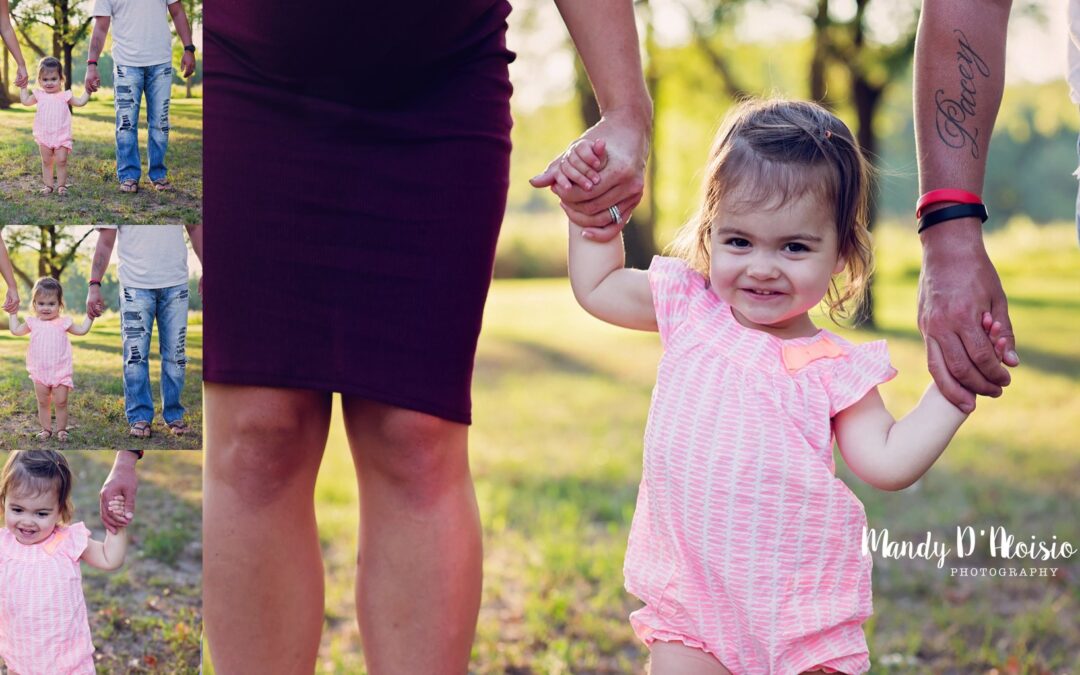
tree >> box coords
[10,0,92,89]
[1,226,95,288]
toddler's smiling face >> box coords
[4,487,62,545]
[38,70,61,93]
[34,292,60,320]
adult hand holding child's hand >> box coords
[3,287,18,314]
[85,66,100,94]
[100,452,138,535]
[14,63,28,89]
[530,108,650,243]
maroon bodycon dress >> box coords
[203,3,514,424]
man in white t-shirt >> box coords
[85,0,196,194]
[87,225,204,438]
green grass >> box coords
[206,221,1080,673]
[0,87,201,224]
[0,313,203,450]
[0,450,202,674]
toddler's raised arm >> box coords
[81,528,128,571]
[18,86,35,106]
[67,314,94,336]
[833,384,968,492]
[568,223,656,331]
[7,311,29,336]
[70,88,91,107]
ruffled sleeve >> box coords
[0,528,15,562]
[24,316,37,332]
[62,90,73,103]
[825,339,897,416]
[62,316,74,331]
[60,522,91,561]
[648,256,705,348]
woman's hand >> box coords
[3,287,18,314]
[531,107,649,243]
[14,63,28,88]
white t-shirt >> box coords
[97,225,189,289]
[1069,0,1080,103]
[92,0,180,67]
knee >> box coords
[55,155,67,169]
[53,396,68,411]
[35,390,50,406]
[361,408,467,505]
[209,409,320,508]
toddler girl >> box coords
[562,99,990,674]
[7,277,94,442]
[0,450,128,675]
[19,56,91,196]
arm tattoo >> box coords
[934,30,990,159]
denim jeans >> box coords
[120,284,188,425]
[114,62,172,183]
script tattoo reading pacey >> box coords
[934,29,990,159]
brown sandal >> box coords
[57,429,69,442]
[167,419,189,436]
[151,178,173,191]
[120,179,139,193]
[39,185,53,195]
[57,185,68,196]
[35,429,52,440]
[129,421,151,438]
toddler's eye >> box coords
[784,242,810,253]
[725,238,751,248]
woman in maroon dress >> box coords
[202,2,651,672]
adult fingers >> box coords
[939,327,1003,398]
[958,320,1011,389]
[99,487,120,534]
[926,336,976,413]
[560,193,641,231]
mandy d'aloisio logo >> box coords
[861,526,1077,569]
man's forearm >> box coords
[87,20,109,62]
[914,0,1012,200]
[90,230,116,280]
[169,4,195,46]
[186,224,204,264]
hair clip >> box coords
[824,130,833,139]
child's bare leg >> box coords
[38,145,55,191]
[53,385,70,441]
[33,381,52,435]
[649,642,732,675]
[55,147,69,193]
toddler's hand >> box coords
[107,496,132,527]
[981,312,1016,367]
[545,139,606,193]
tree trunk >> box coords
[851,76,883,328]
[810,0,829,103]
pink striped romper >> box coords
[0,523,95,675]
[31,89,75,151]
[25,315,75,389]
[624,257,896,675]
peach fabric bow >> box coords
[782,336,845,372]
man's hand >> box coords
[99,451,138,534]
[531,107,649,243]
[919,220,1018,413]
[86,284,105,318]
[180,50,196,79]
[3,287,18,314]
[85,65,101,93]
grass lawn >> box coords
[0,450,202,674]
[0,87,201,225]
[0,313,203,450]
[203,221,1079,674]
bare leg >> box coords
[203,383,333,675]
[341,397,482,675]
[33,381,52,433]
[54,147,69,193]
[38,145,54,191]
[53,385,69,440]
[649,642,732,675]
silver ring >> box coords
[608,205,621,224]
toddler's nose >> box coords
[746,256,780,279]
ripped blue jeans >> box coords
[114,62,172,183]
[120,284,188,426]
